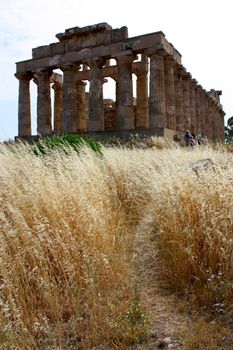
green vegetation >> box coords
[32,134,102,156]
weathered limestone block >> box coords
[52,82,63,135]
[87,59,105,131]
[116,54,135,130]
[174,67,184,133]
[164,56,176,130]
[61,64,80,134]
[35,70,52,136]
[15,72,32,137]
[149,50,166,128]
[189,79,197,134]
[182,73,191,131]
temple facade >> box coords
[15,23,225,141]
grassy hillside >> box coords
[0,141,232,349]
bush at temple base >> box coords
[32,134,102,156]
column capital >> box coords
[164,55,176,65]
[116,54,136,65]
[145,48,167,58]
[15,72,33,81]
[52,82,62,91]
[34,69,53,79]
[85,58,105,69]
[60,63,81,72]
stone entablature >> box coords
[15,23,225,142]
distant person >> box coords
[196,133,202,145]
[190,133,196,147]
[184,130,191,146]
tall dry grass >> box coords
[0,141,232,349]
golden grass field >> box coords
[0,140,232,349]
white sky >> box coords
[0,0,232,140]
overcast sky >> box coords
[0,0,232,140]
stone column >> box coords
[174,67,184,133]
[164,56,176,130]
[61,64,80,134]
[207,97,214,141]
[189,79,197,134]
[88,59,105,131]
[212,102,219,142]
[135,58,149,128]
[116,54,135,130]
[35,70,52,136]
[76,81,87,131]
[200,90,207,137]
[149,50,166,128]
[15,72,32,137]
[202,91,210,139]
[52,82,63,135]
[195,85,202,135]
[219,110,225,142]
[182,73,191,132]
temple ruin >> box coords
[15,23,225,141]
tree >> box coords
[225,116,233,143]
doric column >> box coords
[207,97,214,141]
[88,59,105,131]
[35,70,52,136]
[200,90,207,137]
[174,67,184,133]
[182,72,191,132]
[195,85,202,135]
[212,102,219,141]
[15,72,32,137]
[148,50,166,128]
[203,92,209,139]
[52,82,63,135]
[189,79,197,134]
[135,57,149,128]
[116,54,135,129]
[164,56,176,130]
[219,110,225,142]
[61,64,80,134]
[76,81,87,131]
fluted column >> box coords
[203,92,209,139]
[200,90,206,137]
[149,50,166,128]
[35,70,52,136]
[212,103,219,141]
[207,97,214,141]
[219,110,225,142]
[76,81,87,131]
[116,55,135,129]
[164,56,176,130]
[189,79,197,134]
[182,73,191,131]
[52,82,63,135]
[15,72,32,137]
[174,68,184,133]
[195,85,202,135]
[135,57,149,128]
[88,59,105,131]
[61,64,80,134]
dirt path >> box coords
[132,215,233,350]
[132,214,192,349]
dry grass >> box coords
[0,141,232,349]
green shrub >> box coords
[32,134,102,156]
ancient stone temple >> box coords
[15,23,225,141]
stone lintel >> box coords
[16,32,182,73]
